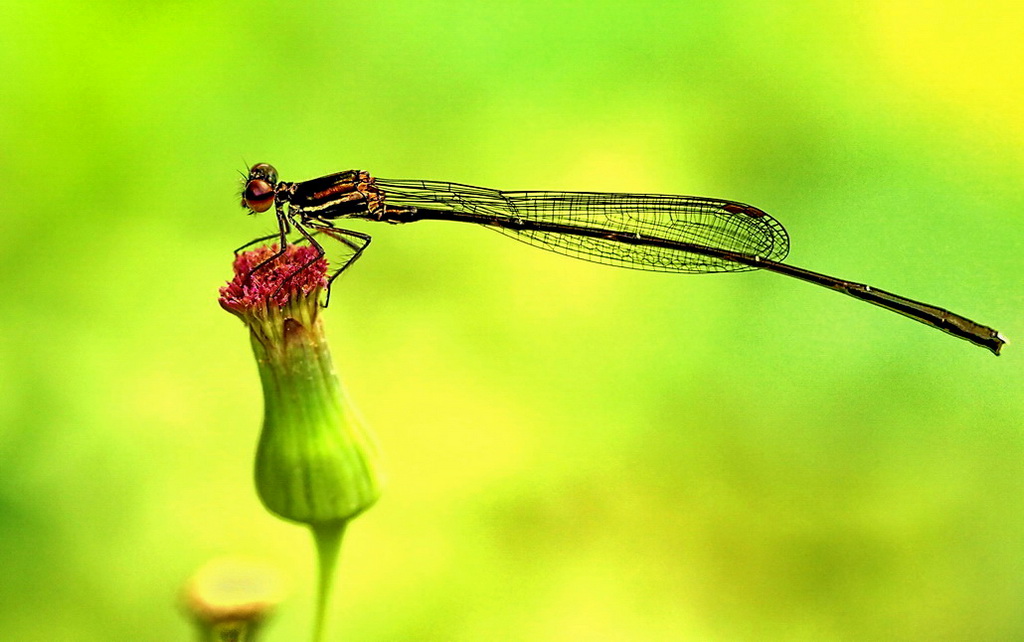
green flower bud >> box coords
[221,244,382,641]
[220,244,383,525]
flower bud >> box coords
[220,245,383,525]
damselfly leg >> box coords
[304,223,372,305]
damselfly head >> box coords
[242,163,278,213]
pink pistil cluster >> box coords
[219,244,328,314]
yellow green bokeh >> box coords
[1,1,1021,640]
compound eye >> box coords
[249,162,277,184]
[243,179,275,212]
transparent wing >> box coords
[375,179,790,273]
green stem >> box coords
[311,521,346,642]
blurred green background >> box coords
[1,0,1021,640]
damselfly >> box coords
[238,162,1006,355]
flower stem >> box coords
[311,521,346,642]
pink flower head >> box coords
[219,244,328,314]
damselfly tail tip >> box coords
[991,332,1008,356]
